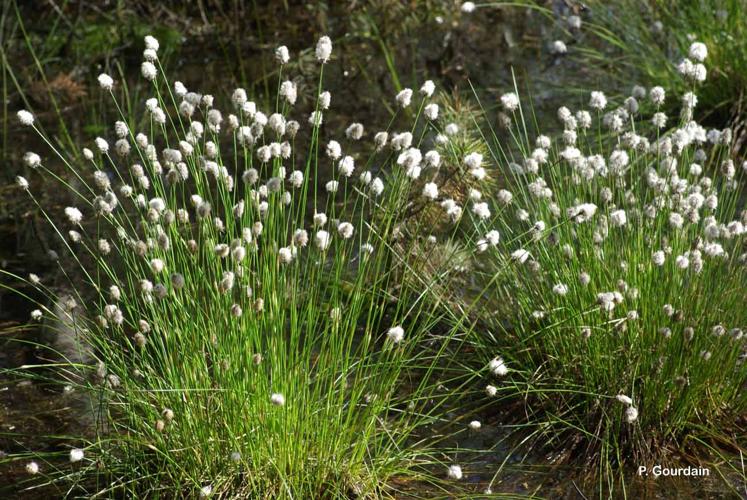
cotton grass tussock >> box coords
[465,46,746,474]
[6,33,483,498]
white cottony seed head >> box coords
[65,207,83,225]
[650,86,665,106]
[610,209,627,227]
[150,258,165,274]
[589,91,607,110]
[500,92,519,112]
[315,230,331,251]
[461,2,476,13]
[69,448,85,463]
[144,35,159,51]
[174,81,187,96]
[319,91,331,110]
[95,137,109,153]
[551,40,567,55]
[24,152,41,168]
[396,88,413,108]
[387,326,405,344]
[625,406,639,423]
[488,357,508,376]
[17,110,34,126]
[338,221,354,239]
[447,464,463,480]
[424,103,439,120]
[278,247,293,264]
[689,41,707,62]
[316,36,332,63]
[420,80,435,97]
[616,394,633,406]
[275,45,290,64]
[98,73,114,90]
[423,182,439,200]
[652,250,666,266]
[346,123,364,140]
[326,140,342,160]
[141,61,157,81]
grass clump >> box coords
[464,41,747,484]
[4,34,481,498]
[569,0,747,135]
